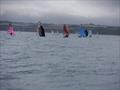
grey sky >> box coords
[0,0,120,26]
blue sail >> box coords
[79,27,86,37]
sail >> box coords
[7,25,16,36]
[63,24,69,37]
[38,24,45,37]
[79,27,86,37]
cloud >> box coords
[0,0,119,26]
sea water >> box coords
[0,31,120,90]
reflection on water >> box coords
[0,31,120,90]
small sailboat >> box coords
[79,27,86,38]
[7,23,16,36]
[37,23,45,37]
[63,24,69,38]
[79,26,89,38]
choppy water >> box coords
[0,31,120,90]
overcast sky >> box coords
[0,0,120,26]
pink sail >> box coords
[7,26,16,36]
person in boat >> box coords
[37,22,45,37]
[63,24,69,38]
[7,23,16,36]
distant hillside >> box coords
[0,21,120,35]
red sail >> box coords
[63,24,69,37]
